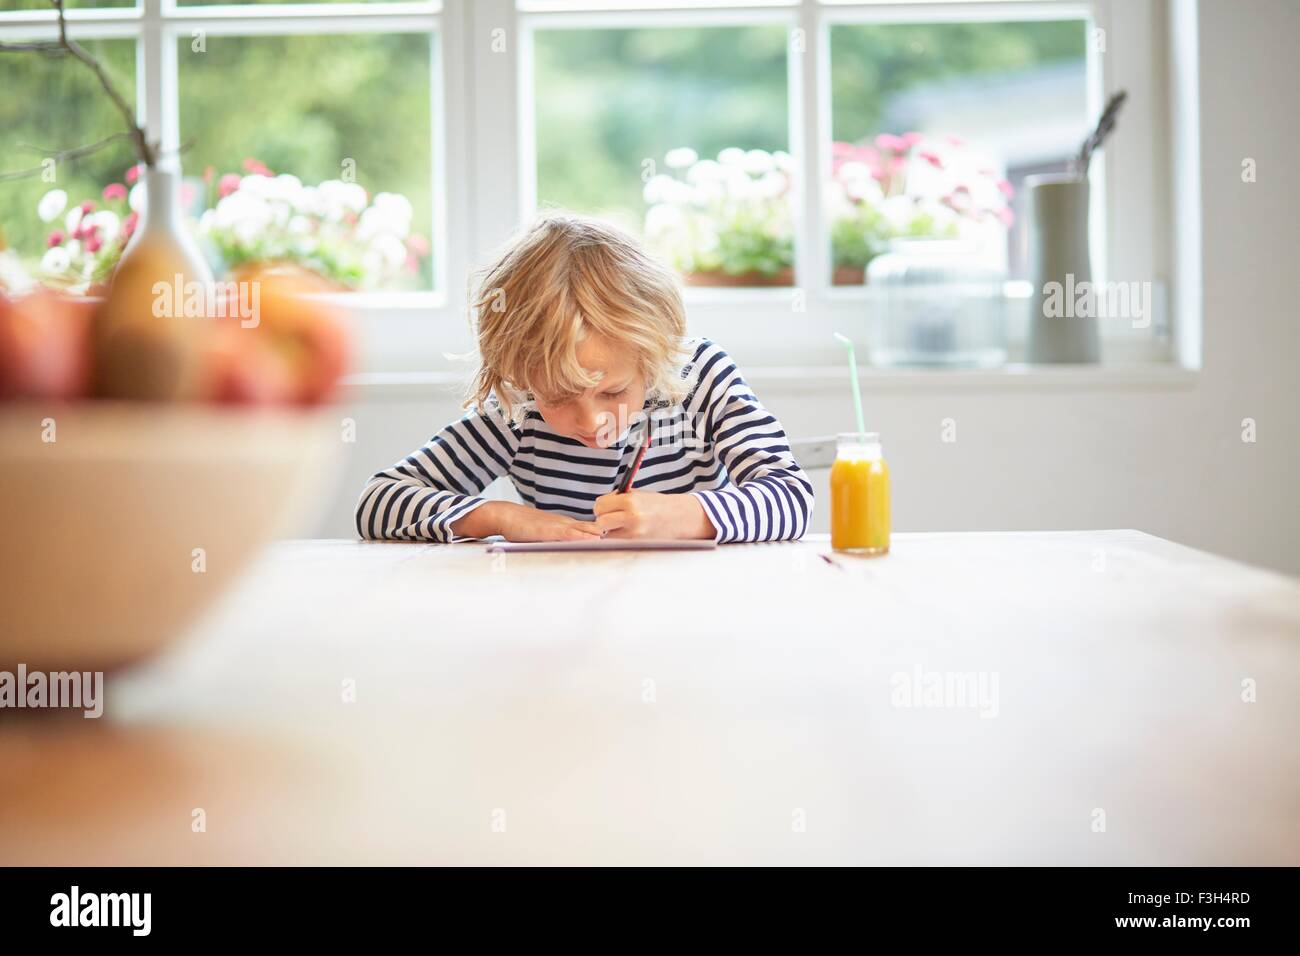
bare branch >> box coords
[0,133,132,184]
[0,0,159,169]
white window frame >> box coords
[0,0,1185,378]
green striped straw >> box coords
[833,332,866,436]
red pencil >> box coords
[619,421,652,493]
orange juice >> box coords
[830,433,890,554]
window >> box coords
[1,37,136,268]
[530,23,794,285]
[0,1,443,296]
[178,30,436,290]
[0,0,1175,371]
[828,18,1089,283]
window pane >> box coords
[534,25,792,286]
[0,38,136,287]
[175,1,422,5]
[828,19,1089,284]
[178,33,435,292]
[2,1,134,9]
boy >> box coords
[356,213,813,543]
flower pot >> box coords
[832,265,866,286]
[1025,174,1099,363]
[683,267,794,288]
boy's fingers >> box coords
[595,512,629,533]
[593,493,624,516]
[563,524,603,540]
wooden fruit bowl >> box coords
[0,403,338,673]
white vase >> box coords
[119,167,213,284]
[1025,174,1099,363]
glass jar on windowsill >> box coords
[866,238,1007,368]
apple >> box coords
[0,287,95,401]
[200,320,297,406]
[226,265,351,406]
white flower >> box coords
[717,147,746,166]
[64,238,82,260]
[288,215,312,236]
[358,193,412,241]
[743,149,774,176]
[40,246,71,274]
[293,185,324,217]
[0,251,36,295]
[238,174,272,198]
[318,180,367,219]
[38,189,68,223]
[642,174,679,206]
[88,210,121,243]
[753,171,788,200]
[685,159,724,186]
[271,174,303,203]
[341,182,368,214]
[233,219,263,245]
[879,195,918,233]
[772,150,794,172]
[664,147,698,170]
[371,234,408,271]
[644,202,687,241]
[65,205,84,236]
[372,192,413,227]
[128,182,144,213]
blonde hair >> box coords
[466,212,690,424]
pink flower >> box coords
[80,200,96,214]
[242,157,272,176]
[901,131,925,149]
[218,173,241,199]
[103,183,128,202]
[122,211,139,240]
[946,135,966,147]
[125,165,140,185]
[996,178,1015,199]
[181,182,197,207]
[874,132,906,153]
[996,207,1015,228]
[85,234,103,254]
[406,234,431,257]
[919,150,944,169]
[47,230,65,248]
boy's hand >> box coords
[450,500,603,542]
[594,491,716,540]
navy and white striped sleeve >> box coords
[685,342,815,543]
[355,399,520,543]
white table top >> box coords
[3,530,1299,865]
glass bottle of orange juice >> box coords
[830,432,890,554]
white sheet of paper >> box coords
[484,538,717,553]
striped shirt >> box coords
[355,337,814,544]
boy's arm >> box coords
[355,401,519,543]
[685,345,815,543]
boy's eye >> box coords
[602,387,628,399]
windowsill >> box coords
[339,361,1198,401]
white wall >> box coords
[313,0,1300,577]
